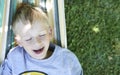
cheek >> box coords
[21,42,33,49]
[44,37,51,43]
[41,35,51,42]
[46,34,51,40]
[23,45,33,53]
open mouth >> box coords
[33,47,44,54]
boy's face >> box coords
[15,21,52,60]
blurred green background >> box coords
[65,0,120,75]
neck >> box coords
[44,43,55,59]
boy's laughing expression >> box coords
[15,21,52,60]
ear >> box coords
[48,26,52,35]
[16,41,23,47]
[15,35,23,47]
[48,26,53,40]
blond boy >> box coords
[0,3,83,75]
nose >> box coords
[33,37,42,47]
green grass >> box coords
[65,0,120,75]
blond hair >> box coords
[12,3,49,34]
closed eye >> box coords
[25,38,32,41]
[39,34,46,37]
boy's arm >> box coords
[0,59,12,75]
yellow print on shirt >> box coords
[19,71,48,75]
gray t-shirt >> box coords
[0,45,83,75]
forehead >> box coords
[15,20,49,37]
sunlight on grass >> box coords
[108,56,113,61]
[92,25,100,33]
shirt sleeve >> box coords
[0,58,12,75]
[70,54,83,75]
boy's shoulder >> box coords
[7,46,25,58]
[55,45,77,60]
[55,45,80,66]
[9,46,24,53]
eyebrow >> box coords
[38,30,47,34]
